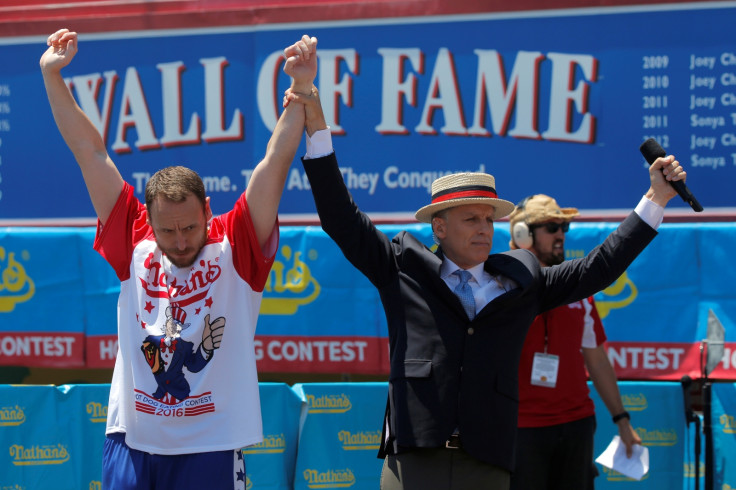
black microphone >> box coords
[639,138,703,212]
[681,374,694,423]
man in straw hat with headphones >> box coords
[508,195,641,490]
[285,87,685,489]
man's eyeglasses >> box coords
[534,222,570,234]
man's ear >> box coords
[205,196,213,222]
[432,217,446,239]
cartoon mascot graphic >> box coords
[140,305,226,403]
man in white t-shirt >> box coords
[40,28,318,489]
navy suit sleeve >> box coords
[301,153,398,288]
[538,211,657,312]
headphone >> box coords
[511,195,535,250]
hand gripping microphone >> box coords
[639,138,703,212]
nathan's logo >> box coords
[338,430,381,451]
[306,393,352,414]
[602,465,649,482]
[0,247,35,313]
[86,401,107,423]
[241,433,286,454]
[636,427,677,446]
[684,461,706,478]
[720,413,736,434]
[621,393,648,412]
[245,475,253,490]
[595,272,638,319]
[0,405,25,427]
[9,444,70,466]
[262,245,320,315]
[139,253,221,307]
[0,484,25,490]
[303,468,356,489]
[89,482,101,490]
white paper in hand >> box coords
[595,435,649,481]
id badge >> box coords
[530,352,559,388]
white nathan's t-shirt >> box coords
[95,182,276,455]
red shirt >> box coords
[517,296,606,428]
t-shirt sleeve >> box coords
[217,192,277,292]
[581,296,607,348]
[93,182,150,281]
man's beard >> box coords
[539,249,565,266]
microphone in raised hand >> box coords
[639,138,703,212]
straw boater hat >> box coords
[508,194,580,230]
[415,172,515,223]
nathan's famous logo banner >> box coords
[1,221,736,379]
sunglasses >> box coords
[534,222,570,234]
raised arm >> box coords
[40,29,124,225]
[245,35,317,248]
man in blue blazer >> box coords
[286,87,686,490]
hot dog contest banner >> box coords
[1,3,736,224]
[1,381,735,489]
[0,221,735,380]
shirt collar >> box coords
[441,257,485,282]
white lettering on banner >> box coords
[284,164,487,195]
[608,346,685,370]
[690,55,716,70]
[723,72,736,87]
[258,48,358,134]
[690,134,717,150]
[722,92,736,106]
[157,61,200,146]
[689,75,716,90]
[98,339,118,361]
[0,335,75,358]
[691,153,726,169]
[722,52,736,66]
[719,348,736,370]
[254,339,368,363]
[111,67,160,152]
[339,168,379,195]
[376,47,423,134]
[69,57,242,154]
[378,48,598,142]
[690,114,725,129]
[67,71,118,142]
[70,46,599,148]
[317,49,358,135]
[257,50,285,131]
[384,164,487,193]
[690,95,716,110]
[415,48,468,135]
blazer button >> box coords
[467,327,475,335]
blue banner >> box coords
[291,383,386,490]
[2,4,736,223]
[2,381,734,489]
[242,383,304,490]
[2,222,736,378]
[590,381,684,488]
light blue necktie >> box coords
[453,270,476,320]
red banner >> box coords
[0,332,85,367]
[606,341,736,380]
[85,334,392,374]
